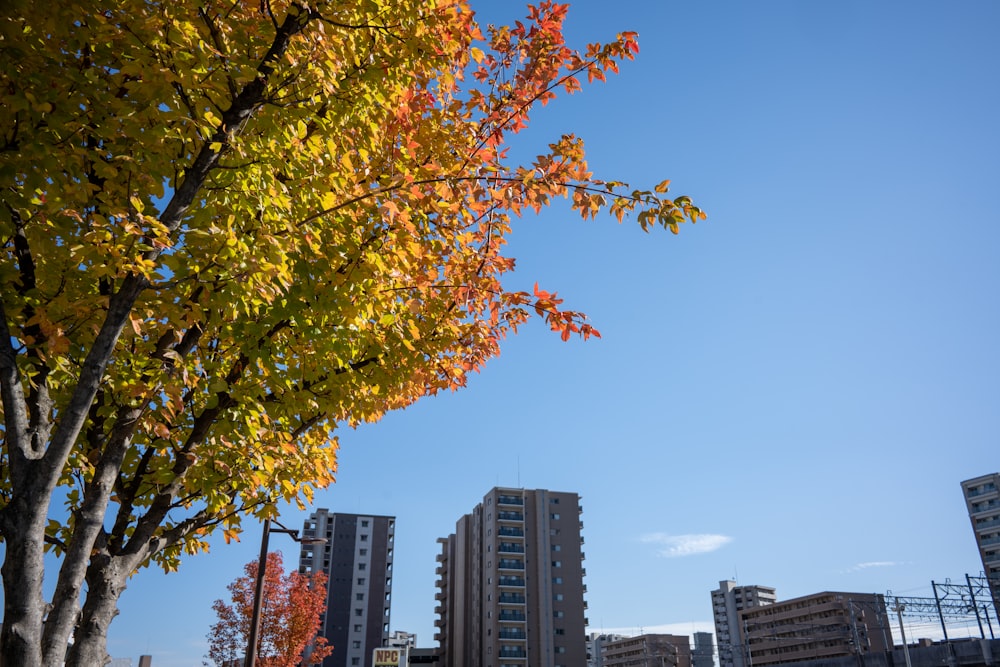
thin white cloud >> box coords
[844,561,901,573]
[641,533,733,557]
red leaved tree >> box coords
[207,552,332,667]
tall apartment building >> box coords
[434,487,588,667]
[711,580,776,667]
[693,631,715,667]
[300,510,396,667]
[739,591,890,667]
[961,473,1000,610]
[602,634,692,667]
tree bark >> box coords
[61,555,128,667]
[0,496,48,667]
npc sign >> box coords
[372,647,405,667]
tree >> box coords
[0,0,704,664]
[207,552,332,667]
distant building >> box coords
[601,634,692,667]
[693,631,715,667]
[588,633,628,667]
[711,580,776,667]
[961,473,1000,610]
[740,591,890,667]
[299,510,396,667]
[387,630,417,649]
[434,487,588,667]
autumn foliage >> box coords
[207,552,332,667]
[0,0,702,663]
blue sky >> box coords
[106,1,999,664]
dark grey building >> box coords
[435,487,588,667]
[961,473,1000,610]
[693,631,715,667]
[300,510,395,667]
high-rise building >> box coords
[961,473,1000,610]
[601,634,691,667]
[299,510,396,667]
[693,631,715,667]
[739,591,890,666]
[710,580,776,667]
[434,487,588,667]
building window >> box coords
[353,641,361,649]
[552,545,561,552]
[551,513,560,520]
[355,609,363,616]
[554,577,563,584]
[552,561,561,568]
[354,624,362,632]
[359,563,366,570]
[555,628,565,635]
[554,610,564,618]
[551,498,559,504]
[362,520,369,527]
[358,577,366,585]
[360,548,368,556]
[352,659,360,666]
[554,593,564,601]
[556,647,566,654]
[356,593,364,601]
[361,534,368,541]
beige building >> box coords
[711,581,776,667]
[961,473,1000,610]
[740,591,890,667]
[434,488,588,667]
[602,634,692,667]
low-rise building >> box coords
[740,591,890,667]
[602,634,692,667]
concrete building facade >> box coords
[711,580,777,667]
[434,487,588,667]
[740,591,890,667]
[299,510,396,667]
[588,633,628,667]
[601,634,692,667]
[962,473,1000,610]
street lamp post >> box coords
[244,518,326,667]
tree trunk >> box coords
[0,495,48,667]
[62,554,127,667]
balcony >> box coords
[976,517,1000,530]
[980,534,1000,547]
[498,511,524,522]
[498,495,524,506]
[434,605,443,614]
[499,543,525,554]
[499,629,527,640]
[499,576,525,587]
[499,648,527,658]
[499,527,525,537]
[499,593,526,604]
[498,559,525,570]
[971,500,1000,514]
[499,610,527,622]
